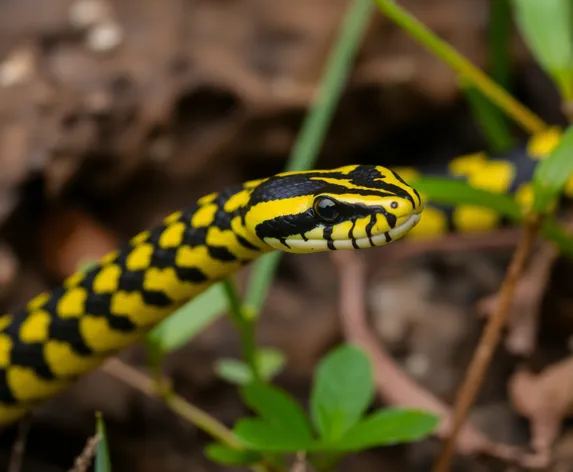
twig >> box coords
[290,452,310,472]
[7,419,30,472]
[68,433,100,472]
[477,239,556,356]
[101,358,243,449]
[433,217,542,472]
[102,358,271,472]
[478,215,573,356]
[101,357,280,472]
[330,250,548,468]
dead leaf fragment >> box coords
[509,356,573,457]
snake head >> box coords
[243,164,423,253]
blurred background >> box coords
[0,0,569,470]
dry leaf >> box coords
[509,356,573,456]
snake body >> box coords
[398,126,572,239]
[0,165,422,425]
[0,125,569,426]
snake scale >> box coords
[0,125,569,426]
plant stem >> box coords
[372,0,548,135]
[222,279,261,381]
[244,0,375,315]
[432,216,541,472]
[103,358,243,449]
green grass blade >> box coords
[489,0,513,90]
[532,125,573,213]
[284,0,373,172]
[412,177,523,220]
[95,413,112,472]
[372,0,547,134]
[511,0,573,99]
[244,0,374,315]
[147,283,228,353]
[413,176,573,259]
[460,0,515,154]
[462,81,515,153]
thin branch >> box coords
[102,359,272,472]
[290,452,310,472]
[478,215,573,356]
[68,433,100,472]
[330,250,548,468]
[477,238,556,356]
[433,217,542,471]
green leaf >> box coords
[233,419,315,452]
[215,348,287,385]
[405,173,573,260]
[240,382,314,442]
[204,443,261,466]
[215,358,252,385]
[310,344,374,442]
[147,282,227,353]
[233,418,314,453]
[489,0,513,90]
[95,413,112,472]
[324,409,439,452]
[511,0,573,99]
[257,348,287,380]
[461,81,514,154]
[412,177,523,220]
[532,125,573,213]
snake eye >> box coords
[314,196,341,223]
[390,201,399,209]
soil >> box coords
[0,0,571,471]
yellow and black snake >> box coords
[398,126,570,239]
[0,125,568,427]
[0,164,423,425]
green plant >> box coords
[206,345,438,469]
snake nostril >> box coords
[390,201,398,209]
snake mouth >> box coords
[279,211,422,252]
[341,211,421,250]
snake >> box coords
[0,125,568,427]
[0,164,423,425]
[397,126,571,239]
